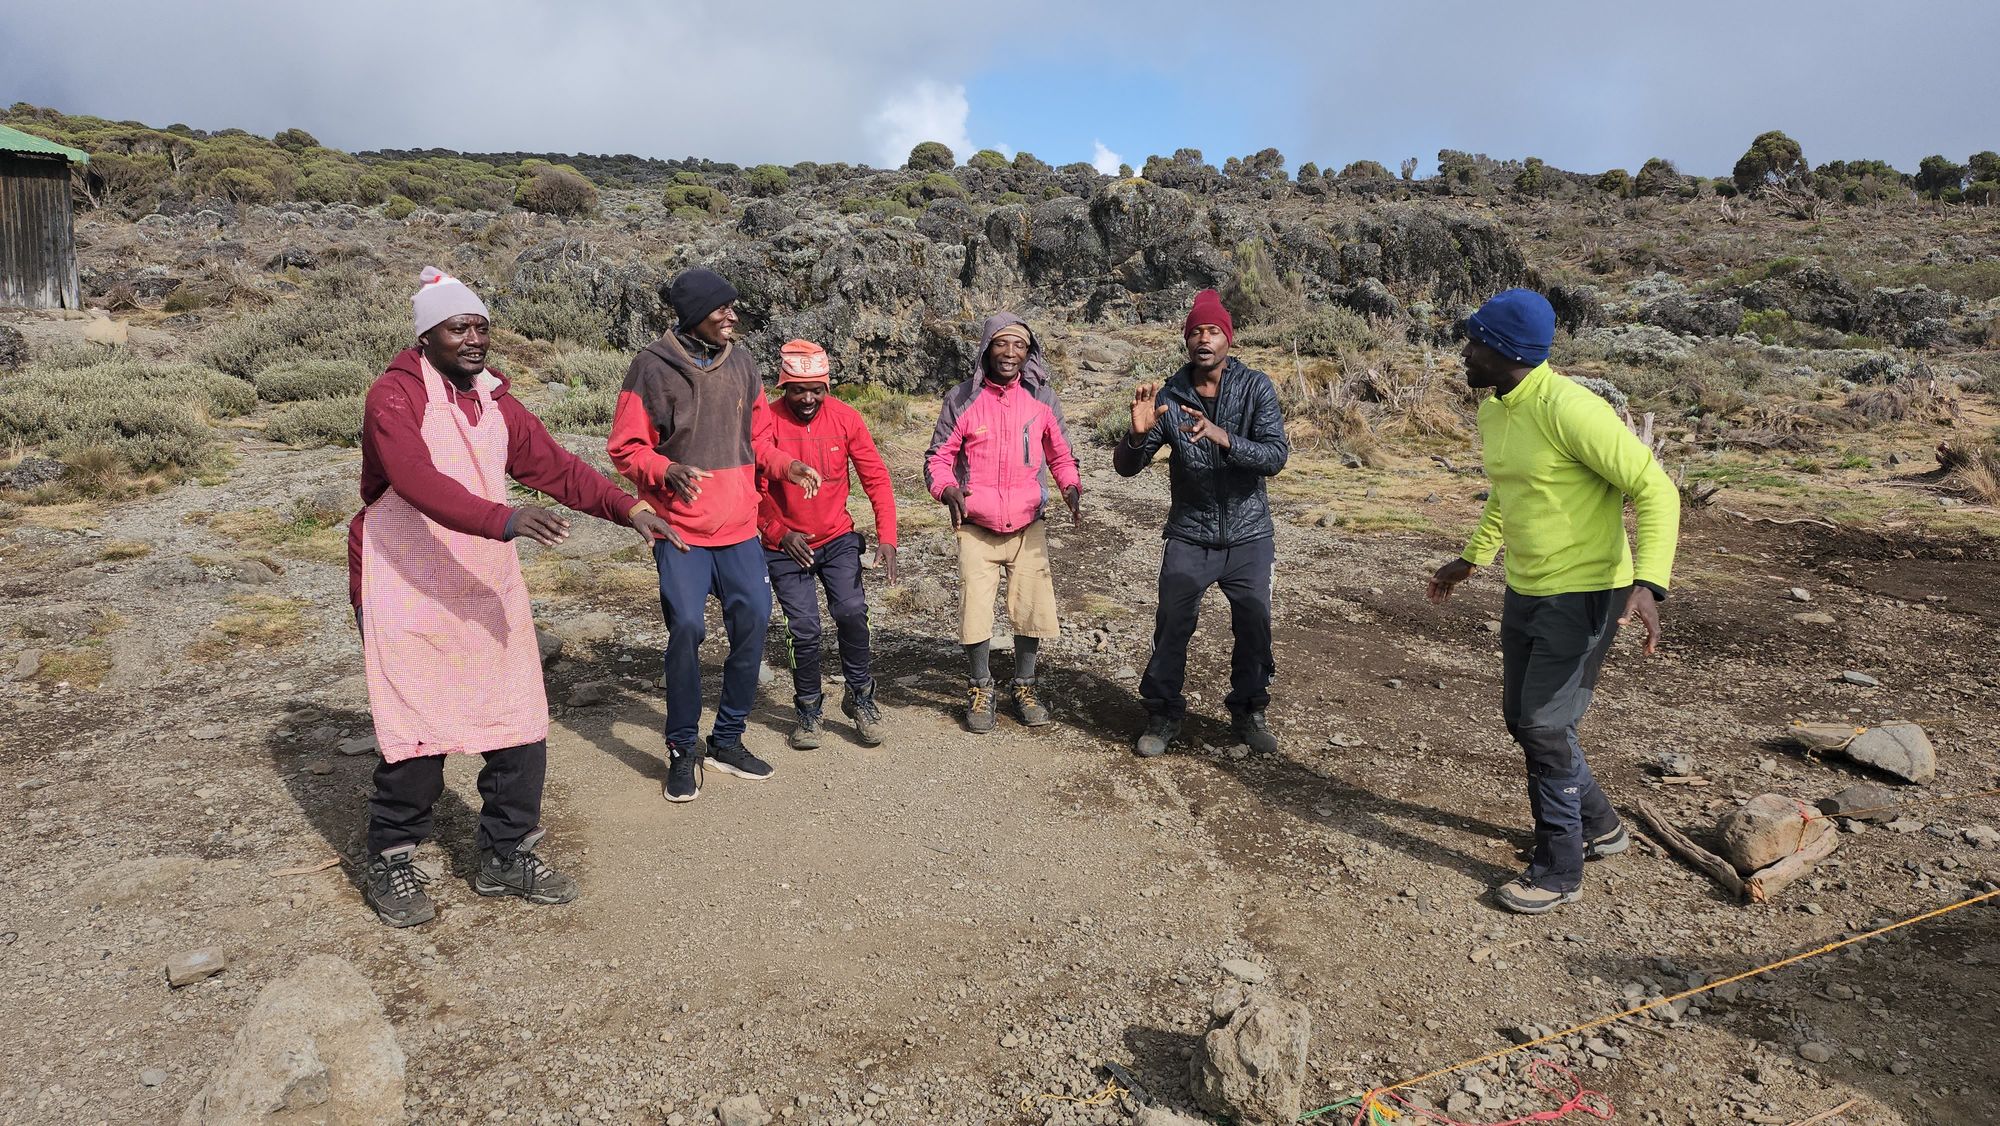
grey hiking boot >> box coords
[1010,678,1051,727]
[1135,714,1180,758]
[474,829,578,905]
[842,681,887,746]
[1584,823,1630,860]
[362,844,435,928]
[1495,873,1581,915]
[1231,710,1279,755]
[965,677,997,734]
[791,695,825,750]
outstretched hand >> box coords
[1130,383,1168,438]
[786,459,822,499]
[1426,558,1476,604]
[630,506,688,553]
[509,505,571,547]
[1618,586,1662,655]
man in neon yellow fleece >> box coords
[1427,288,1679,916]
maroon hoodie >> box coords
[347,347,641,606]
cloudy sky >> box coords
[5,0,1993,176]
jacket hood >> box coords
[973,311,1049,388]
[643,330,732,379]
[387,346,512,398]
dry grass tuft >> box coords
[190,594,311,661]
[1937,437,2000,505]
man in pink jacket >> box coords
[924,313,1081,733]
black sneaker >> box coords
[1231,710,1279,755]
[665,742,703,803]
[842,681,887,745]
[361,844,435,928]
[474,829,578,905]
[791,696,825,750]
[1135,714,1180,758]
[705,735,775,780]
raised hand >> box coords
[1130,383,1168,438]
[1178,403,1231,449]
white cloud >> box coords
[1092,140,1125,175]
[867,80,976,170]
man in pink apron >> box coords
[350,267,678,928]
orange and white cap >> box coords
[777,339,832,386]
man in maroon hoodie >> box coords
[351,267,677,928]
[608,268,820,803]
[755,340,899,750]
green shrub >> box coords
[996,191,1027,206]
[503,282,611,346]
[0,359,254,473]
[548,348,629,391]
[538,387,618,435]
[514,166,599,216]
[1738,308,1806,344]
[662,182,727,214]
[1236,308,1378,356]
[253,359,376,402]
[383,195,417,220]
[1011,152,1052,174]
[745,163,791,197]
[906,141,954,172]
[967,149,1008,171]
[1633,157,1680,197]
[1732,130,1808,195]
[1337,160,1392,180]
[1595,168,1631,196]
[202,290,410,379]
[265,393,364,447]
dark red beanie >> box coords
[1184,289,1233,343]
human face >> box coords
[1185,323,1229,374]
[781,382,825,422]
[986,332,1028,385]
[420,314,489,381]
[690,302,738,348]
[1461,338,1515,389]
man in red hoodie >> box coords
[351,266,678,928]
[608,267,820,803]
[755,340,899,750]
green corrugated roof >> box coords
[0,124,89,164]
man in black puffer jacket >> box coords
[1114,289,1290,757]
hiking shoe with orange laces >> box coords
[965,677,997,734]
[1011,678,1051,727]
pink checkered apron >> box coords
[360,357,548,762]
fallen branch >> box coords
[1783,1098,1859,1126]
[270,857,342,877]
[1720,508,1837,530]
[1745,823,1840,904]
[1635,800,1745,900]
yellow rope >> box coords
[1353,887,2000,1115]
[1020,1079,1127,1114]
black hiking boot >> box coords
[1010,678,1052,727]
[965,677,997,734]
[842,680,887,745]
[664,741,703,803]
[362,844,435,928]
[1135,714,1180,758]
[1231,710,1279,755]
[474,828,579,905]
[705,734,775,780]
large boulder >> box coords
[1717,793,1832,874]
[179,955,404,1125]
[1189,990,1311,1125]
[1639,292,1744,338]
[1737,264,1860,331]
[1840,723,1936,784]
[1857,286,1963,349]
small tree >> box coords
[1339,159,1392,180]
[1967,151,2000,184]
[1011,151,1051,174]
[907,141,955,172]
[1732,129,1807,195]
[745,163,791,197]
[967,148,1007,171]
[1914,155,1966,199]
[1117,162,1133,179]
[1632,157,1680,197]
[1595,168,1631,196]
[1399,157,1418,180]
[273,127,319,153]
[1296,161,1320,180]
[1513,157,1547,195]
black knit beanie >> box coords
[668,268,739,331]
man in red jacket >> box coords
[755,340,899,749]
[351,266,678,928]
[608,268,820,803]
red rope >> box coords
[1353,1060,1614,1126]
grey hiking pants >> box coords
[1502,586,1627,891]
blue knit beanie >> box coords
[1464,288,1556,366]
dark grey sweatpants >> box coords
[1139,535,1276,720]
[1501,586,1626,891]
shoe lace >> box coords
[855,694,882,723]
[513,849,557,889]
[384,859,432,900]
[968,683,993,711]
[1013,683,1040,709]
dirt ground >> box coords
[3,355,1998,1126]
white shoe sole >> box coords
[1496,886,1581,915]
[705,760,773,781]
[663,784,701,803]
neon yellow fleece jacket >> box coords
[1461,362,1679,596]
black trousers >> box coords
[1501,588,1625,891]
[1139,535,1276,720]
[766,531,871,707]
[366,739,546,857]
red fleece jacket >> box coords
[348,348,641,606]
[754,392,897,550]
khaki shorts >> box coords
[955,520,1060,645]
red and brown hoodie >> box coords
[607,331,792,547]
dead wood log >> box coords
[1635,800,1745,900]
[1745,822,1840,904]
